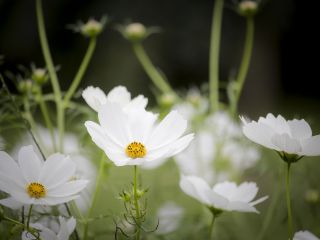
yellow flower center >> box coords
[125,141,147,159]
[26,182,46,199]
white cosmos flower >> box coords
[180,175,267,213]
[293,231,319,240]
[85,101,194,166]
[0,145,88,207]
[82,85,148,112]
[241,113,320,157]
[156,202,184,235]
[22,216,76,240]
[11,127,97,213]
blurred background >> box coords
[0,0,319,118]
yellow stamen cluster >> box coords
[26,182,46,199]
[125,141,146,159]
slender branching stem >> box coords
[209,0,224,113]
[285,163,293,240]
[133,166,141,240]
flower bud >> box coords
[238,1,258,17]
[305,189,319,203]
[31,68,48,85]
[81,19,103,38]
[18,80,33,94]
[159,92,177,108]
[124,23,147,42]
[119,191,131,202]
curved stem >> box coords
[36,88,56,151]
[133,166,141,240]
[209,0,224,113]
[36,0,64,152]
[132,43,176,97]
[64,37,97,105]
[285,163,293,240]
[208,214,216,239]
[36,0,61,101]
[230,17,254,115]
[83,156,107,240]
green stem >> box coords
[285,163,293,240]
[63,37,97,105]
[83,157,107,240]
[36,88,56,151]
[230,17,254,115]
[36,0,64,153]
[36,0,61,101]
[133,166,141,240]
[26,205,33,229]
[132,43,176,97]
[209,0,224,113]
[208,214,216,239]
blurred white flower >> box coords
[180,175,267,213]
[156,202,184,235]
[293,231,319,240]
[82,85,148,112]
[22,216,76,240]
[175,131,215,183]
[241,113,320,157]
[173,87,208,124]
[85,101,194,166]
[205,111,242,139]
[175,111,260,182]
[0,145,88,207]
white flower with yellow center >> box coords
[0,145,88,207]
[293,231,319,240]
[85,101,194,166]
[180,175,267,213]
[241,113,320,157]
[82,85,147,112]
[22,216,76,240]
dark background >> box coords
[0,0,319,118]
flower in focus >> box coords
[293,231,319,240]
[82,85,148,112]
[0,145,88,208]
[11,127,96,213]
[22,216,76,240]
[180,175,267,213]
[241,113,320,159]
[85,101,194,166]
[156,202,184,235]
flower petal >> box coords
[82,86,107,112]
[39,154,75,189]
[213,181,237,201]
[271,133,302,154]
[18,145,43,182]
[288,119,312,140]
[231,182,258,203]
[85,121,123,151]
[179,175,211,205]
[0,197,24,210]
[227,201,259,213]
[293,231,319,240]
[148,111,187,150]
[0,151,25,188]
[125,94,148,111]
[241,120,278,151]
[301,135,320,156]
[48,180,88,197]
[106,85,131,107]
[98,101,130,146]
